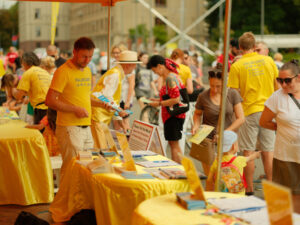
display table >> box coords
[50,156,190,225]
[0,119,54,205]
[132,192,243,225]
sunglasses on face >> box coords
[276,74,298,85]
[208,71,222,79]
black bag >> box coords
[162,75,189,117]
[14,211,49,225]
[188,80,205,102]
[67,209,97,225]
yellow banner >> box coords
[51,2,60,45]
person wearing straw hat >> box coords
[91,50,141,149]
[206,130,261,194]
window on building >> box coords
[36,27,41,37]
[155,17,166,26]
[56,27,58,37]
[155,0,166,7]
[35,8,41,19]
[36,42,41,48]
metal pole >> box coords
[155,0,225,54]
[107,1,111,70]
[214,0,232,192]
[178,0,185,49]
[261,0,264,37]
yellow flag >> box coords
[51,2,60,45]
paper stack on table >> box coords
[136,160,179,168]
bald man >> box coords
[46,45,66,68]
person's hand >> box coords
[149,101,160,107]
[254,151,261,159]
[191,126,198,135]
[101,101,113,111]
[213,134,219,143]
[124,102,130,110]
[74,106,89,118]
[118,110,128,118]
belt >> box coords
[77,126,88,128]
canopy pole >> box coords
[107,0,112,70]
[214,0,232,192]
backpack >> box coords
[214,156,247,193]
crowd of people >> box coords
[0,31,299,212]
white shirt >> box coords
[265,89,300,163]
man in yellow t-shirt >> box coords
[227,32,278,195]
[46,37,108,167]
[15,52,51,124]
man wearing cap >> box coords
[46,37,109,168]
[206,130,261,194]
[91,50,141,149]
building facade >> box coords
[70,0,208,52]
[19,2,70,52]
[19,0,208,53]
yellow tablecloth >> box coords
[0,119,54,205]
[132,192,244,225]
[50,156,190,225]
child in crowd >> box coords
[26,108,60,156]
[206,130,261,195]
[1,73,24,112]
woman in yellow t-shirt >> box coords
[170,48,193,94]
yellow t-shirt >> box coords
[177,64,192,86]
[0,59,5,77]
[50,60,92,126]
[17,66,51,109]
[208,154,247,195]
[91,65,124,124]
[228,52,278,116]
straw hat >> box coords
[117,50,141,64]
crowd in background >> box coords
[0,32,299,212]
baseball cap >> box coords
[222,130,238,153]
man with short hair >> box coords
[46,37,108,167]
[255,41,269,56]
[46,44,66,68]
[14,52,51,124]
[228,32,278,195]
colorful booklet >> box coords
[188,125,214,144]
[176,192,206,210]
[93,92,132,115]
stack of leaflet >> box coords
[176,192,206,210]
[208,196,268,224]
[119,150,157,158]
[159,168,207,180]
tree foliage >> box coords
[0,3,19,51]
[206,0,300,42]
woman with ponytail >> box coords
[147,55,186,163]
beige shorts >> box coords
[56,125,94,164]
[238,112,275,151]
[273,158,300,195]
